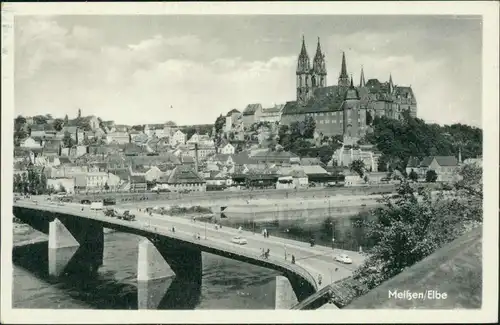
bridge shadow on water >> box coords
[12,242,201,310]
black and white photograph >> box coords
[1,2,498,324]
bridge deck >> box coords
[13,198,367,307]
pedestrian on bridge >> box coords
[318,274,322,285]
[291,255,295,264]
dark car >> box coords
[81,199,91,205]
[103,198,116,206]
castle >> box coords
[281,36,418,143]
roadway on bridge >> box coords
[14,198,367,304]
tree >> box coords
[366,111,373,126]
[64,114,69,124]
[62,131,74,148]
[408,169,419,182]
[353,175,482,290]
[303,115,316,139]
[14,115,26,132]
[33,115,48,125]
[104,182,109,190]
[425,170,438,182]
[349,159,365,177]
[78,108,82,118]
[53,118,64,131]
[214,114,226,135]
[59,184,66,193]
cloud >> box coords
[14,16,481,127]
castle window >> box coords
[333,120,336,124]
[325,120,329,124]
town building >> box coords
[20,137,42,149]
[170,130,186,146]
[163,165,206,192]
[242,104,262,127]
[220,143,236,155]
[47,178,75,194]
[408,156,461,182]
[255,104,285,123]
[225,109,243,133]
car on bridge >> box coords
[231,236,247,245]
[104,208,117,218]
[334,254,353,264]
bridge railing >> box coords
[13,201,319,292]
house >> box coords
[417,156,460,182]
[42,140,62,157]
[61,126,80,142]
[187,144,216,161]
[242,103,261,127]
[144,166,164,183]
[29,124,50,139]
[20,137,42,149]
[300,157,326,168]
[289,169,309,188]
[144,124,165,137]
[170,130,186,146]
[249,149,299,166]
[225,109,242,132]
[162,165,206,192]
[344,170,364,186]
[220,143,235,155]
[47,178,75,194]
[276,175,295,190]
[107,127,130,144]
[256,104,284,123]
[130,175,147,192]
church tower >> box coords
[312,37,327,88]
[359,65,366,87]
[296,36,312,105]
[338,52,350,88]
[388,73,394,94]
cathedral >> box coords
[281,36,418,143]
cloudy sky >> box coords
[14,15,482,127]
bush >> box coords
[425,170,438,182]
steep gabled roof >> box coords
[130,175,146,183]
[226,108,241,116]
[243,103,262,116]
[419,156,458,167]
[167,165,205,184]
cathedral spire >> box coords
[338,51,350,87]
[359,65,366,87]
[315,37,323,58]
[350,75,354,88]
[299,35,308,59]
[389,73,394,93]
[340,52,348,78]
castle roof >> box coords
[226,108,241,116]
[243,103,262,116]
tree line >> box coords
[362,112,482,172]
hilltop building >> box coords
[281,36,418,143]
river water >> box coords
[12,209,373,310]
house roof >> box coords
[108,168,130,181]
[167,165,205,184]
[58,156,72,164]
[406,156,420,168]
[43,140,62,152]
[262,104,284,114]
[300,157,324,166]
[243,103,262,116]
[420,156,458,167]
[181,155,194,163]
[301,165,329,175]
[226,108,241,116]
[130,175,146,183]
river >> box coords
[12,209,373,309]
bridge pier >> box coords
[137,238,202,309]
[48,217,104,277]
